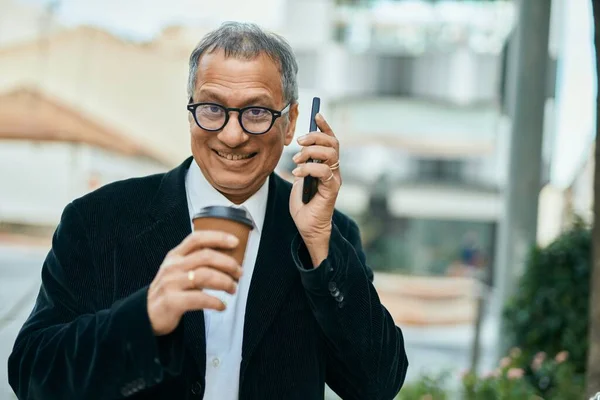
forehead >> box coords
[194,49,284,105]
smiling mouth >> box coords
[214,150,257,161]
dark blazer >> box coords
[8,157,408,400]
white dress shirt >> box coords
[184,160,268,400]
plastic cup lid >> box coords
[193,205,254,229]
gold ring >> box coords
[330,161,340,171]
[323,172,335,182]
[188,270,195,282]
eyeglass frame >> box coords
[187,97,291,135]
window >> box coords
[416,159,464,183]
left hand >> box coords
[290,113,342,267]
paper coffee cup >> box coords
[192,206,254,265]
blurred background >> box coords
[0,0,596,399]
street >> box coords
[0,244,499,399]
[0,245,46,400]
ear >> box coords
[283,102,299,146]
[187,97,195,126]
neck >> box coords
[222,191,253,205]
[219,176,269,205]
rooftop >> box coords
[0,87,168,165]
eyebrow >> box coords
[196,90,276,108]
[196,90,226,104]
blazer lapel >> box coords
[240,174,299,382]
[116,156,207,372]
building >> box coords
[0,2,190,228]
[0,0,519,327]
[3,3,589,393]
[0,0,516,271]
[0,87,168,229]
[0,0,61,47]
[281,0,516,277]
[0,25,192,165]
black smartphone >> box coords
[302,97,321,204]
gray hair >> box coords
[187,22,299,105]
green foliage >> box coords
[503,222,591,377]
[544,357,585,399]
[396,371,450,400]
[395,349,584,400]
[462,350,539,399]
[462,347,583,400]
[462,373,538,399]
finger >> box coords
[292,145,337,165]
[171,290,227,313]
[315,113,335,137]
[292,175,302,187]
[292,162,339,185]
[184,268,237,294]
[170,230,239,257]
[166,248,242,279]
[160,266,238,293]
[297,132,339,152]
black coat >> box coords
[8,157,408,399]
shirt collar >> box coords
[185,159,269,233]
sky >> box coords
[21,0,285,41]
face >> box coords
[189,49,299,204]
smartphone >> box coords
[302,97,321,204]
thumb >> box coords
[291,178,302,199]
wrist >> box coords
[308,247,328,268]
[302,226,332,268]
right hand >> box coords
[147,230,242,336]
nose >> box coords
[216,114,249,148]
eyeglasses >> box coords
[187,99,290,135]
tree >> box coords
[588,1,600,397]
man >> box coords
[8,22,408,399]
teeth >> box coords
[217,151,252,161]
